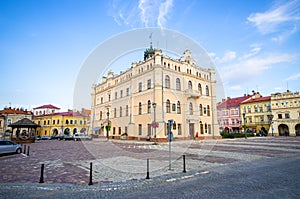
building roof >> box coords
[33,104,60,110]
[217,95,251,109]
[0,108,32,115]
[241,96,271,104]
[84,109,91,116]
[8,118,40,128]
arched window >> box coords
[206,85,209,96]
[199,104,203,116]
[188,81,192,90]
[207,105,210,116]
[166,99,171,113]
[177,101,181,114]
[139,102,142,115]
[198,83,202,95]
[189,102,193,115]
[205,123,208,133]
[176,78,181,90]
[147,100,151,113]
[100,111,102,120]
[165,75,170,88]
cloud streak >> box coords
[218,49,296,84]
[110,0,173,28]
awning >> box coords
[92,127,101,131]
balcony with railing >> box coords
[185,89,200,99]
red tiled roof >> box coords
[217,95,251,109]
[33,104,60,110]
[84,109,91,116]
[0,108,32,115]
[241,96,271,104]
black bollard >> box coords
[27,146,30,156]
[88,162,93,185]
[23,145,26,154]
[146,159,150,179]
[183,155,186,173]
[39,164,44,183]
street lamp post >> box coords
[152,102,157,145]
[242,113,247,139]
[106,108,110,140]
[267,114,274,136]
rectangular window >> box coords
[178,124,182,135]
[139,82,142,92]
[119,127,121,135]
[57,120,60,125]
[147,79,151,89]
[278,114,282,119]
[172,104,176,112]
[120,90,123,98]
[259,107,263,112]
[138,124,142,135]
[208,124,211,134]
[53,120,55,125]
[115,92,118,99]
[126,105,129,116]
[113,127,116,135]
[126,88,130,96]
[285,113,290,119]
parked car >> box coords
[40,136,51,140]
[0,140,22,155]
[62,135,74,141]
[50,135,64,140]
[73,133,92,141]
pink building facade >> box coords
[217,95,251,133]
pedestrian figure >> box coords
[285,131,288,137]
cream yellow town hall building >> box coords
[90,46,220,141]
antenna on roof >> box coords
[149,32,153,48]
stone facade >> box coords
[33,105,90,137]
[270,90,300,136]
[90,47,220,141]
[217,95,252,133]
[240,93,271,134]
[0,107,33,139]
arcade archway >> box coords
[278,124,289,136]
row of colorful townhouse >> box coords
[217,90,300,136]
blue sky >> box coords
[1,0,299,110]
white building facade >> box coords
[90,47,220,141]
[270,90,300,136]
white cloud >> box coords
[247,0,300,35]
[110,0,173,28]
[242,46,261,59]
[219,53,296,83]
[229,85,242,91]
[216,50,236,63]
[157,0,173,29]
[285,73,300,81]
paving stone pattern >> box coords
[0,137,299,185]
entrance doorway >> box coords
[189,123,194,139]
[278,124,289,136]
